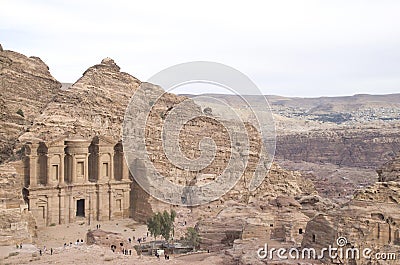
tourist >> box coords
[129,249,132,255]
[20,243,22,248]
[51,248,53,255]
[128,238,131,243]
[39,249,42,256]
[16,244,19,249]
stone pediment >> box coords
[46,136,69,147]
[92,135,116,146]
[36,197,48,205]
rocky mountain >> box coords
[17,57,140,145]
[0,44,61,163]
[1,45,399,265]
[0,45,327,252]
[186,93,400,203]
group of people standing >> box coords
[38,246,53,256]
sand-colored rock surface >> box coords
[0,45,61,163]
[301,157,400,265]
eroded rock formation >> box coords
[0,44,61,163]
[301,156,400,265]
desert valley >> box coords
[1,43,400,265]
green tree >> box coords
[147,209,176,241]
[184,227,200,251]
[160,209,176,241]
[147,212,162,240]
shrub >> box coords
[16,109,24,117]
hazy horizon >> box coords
[59,81,400,98]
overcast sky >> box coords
[1,0,400,97]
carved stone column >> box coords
[69,194,74,223]
[123,189,130,218]
[58,154,64,185]
[122,159,129,181]
[97,189,103,221]
[29,155,38,187]
[59,190,65,224]
[72,156,76,184]
[109,188,113,220]
[85,154,89,183]
[47,195,52,226]
[110,153,114,181]
[88,192,92,225]
[46,154,51,186]
[97,154,102,183]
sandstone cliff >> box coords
[302,155,400,265]
[0,44,61,163]
[17,57,140,144]
[0,163,36,245]
[377,154,400,182]
[276,129,400,169]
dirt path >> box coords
[0,219,224,265]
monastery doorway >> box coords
[76,199,85,217]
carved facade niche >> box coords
[112,189,125,218]
[32,196,48,227]
[49,155,61,183]
[23,144,33,188]
[114,141,124,181]
[88,136,115,182]
[64,139,90,184]
[88,142,98,182]
[37,142,48,185]
[100,153,112,180]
